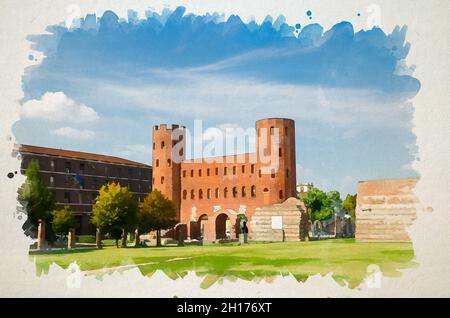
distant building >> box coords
[297,182,313,199]
[15,144,152,235]
[355,178,419,242]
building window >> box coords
[117,167,121,177]
[215,188,219,198]
[161,141,165,149]
[138,183,142,192]
[191,190,195,199]
[80,163,85,174]
[233,166,236,175]
[224,187,228,198]
[279,190,283,200]
[263,188,269,193]
[251,185,256,197]
[190,170,194,177]
[286,169,289,178]
[207,189,211,199]
[128,168,132,178]
[92,192,97,203]
[167,159,171,167]
[224,167,227,175]
[156,159,159,167]
[153,142,155,150]
[183,170,186,178]
[241,186,246,197]
[271,169,276,178]
[207,168,210,176]
[65,161,71,173]
[49,176,54,186]
[50,160,55,170]
[152,178,155,185]
[198,169,202,177]
[270,126,275,135]
[232,187,238,198]
[242,165,245,174]
[64,192,70,203]
[284,127,288,136]
[259,170,262,178]
[251,164,255,174]
[215,167,219,175]
[78,192,83,204]
[161,176,164,184]
[199,189,203,200]
[183,190,187,200]
[279,148,282,157]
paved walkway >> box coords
[83,257,194,276]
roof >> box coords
[16,144,151,168]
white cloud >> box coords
[52,127,96,140]
[21,91,99,123]
[116,144,152,157]
[91,71,411,131]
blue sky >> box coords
[14,6,420,196]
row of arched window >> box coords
[182,164,256,178]
[181,187,284,200]
[182,186,258,200]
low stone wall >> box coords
[250,197,309,241]
[355,178,419,242]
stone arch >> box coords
[190,214,208,240]
[215,213,230,240]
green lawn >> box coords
[30,239,416,288]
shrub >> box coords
[77,235,96,244]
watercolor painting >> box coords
[12,4,424,290]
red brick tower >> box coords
[152,124,186,220]
[255,118,297,204]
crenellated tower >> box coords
[255,118,297,204]
[152,124,186,220]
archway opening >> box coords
[215,213,230,240]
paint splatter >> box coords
[7,172,14,179]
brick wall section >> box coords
[355,178,419,242]
[250,198,309,241]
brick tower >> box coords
[152,124,186,220]
[255,118,297,204]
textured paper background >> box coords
[0,0,449,297]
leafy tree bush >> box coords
[90,182,138,248]
[138,190,177,247]
[51,206,79,236]
[17,159,56,243]
[343,194,357,220]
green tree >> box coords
[138,190,177,247]
[91,182,138,248]
[342,194,357,220]
[17,159,56,243]
[51,206,79,236]
[301,187,333,223]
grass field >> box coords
[30,239,416,288]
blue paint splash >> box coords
[23,6,419,99]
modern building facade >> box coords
[15,144,152,235]
[152,118,300,241]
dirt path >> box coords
[83,257,193,276]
